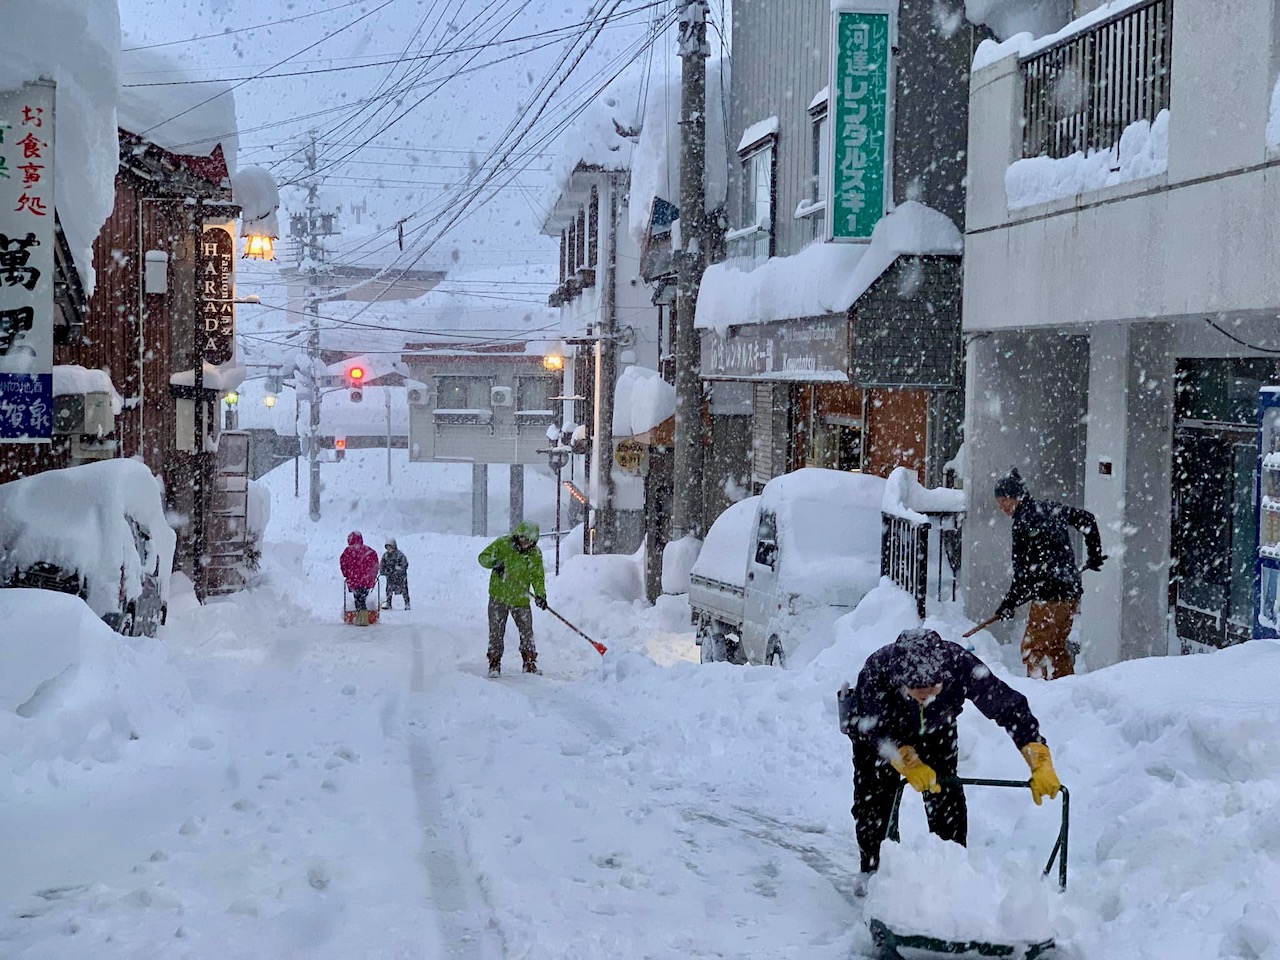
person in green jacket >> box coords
[478,520,548,676]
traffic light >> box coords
[346,364,365,403]
[334,435,346,461]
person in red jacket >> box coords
[340,531,379,610]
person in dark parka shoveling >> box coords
[839,629,1062,882]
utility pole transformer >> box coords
[671,0,710,539]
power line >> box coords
[122,0,373,51]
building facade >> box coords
[962,0,1280,664]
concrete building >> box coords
[962,0,1280,663]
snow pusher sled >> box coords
[343,580,382,626]
[866,776,1070,960]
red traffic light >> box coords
[334,438,347,450]
[347,366,366,382]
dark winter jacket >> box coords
[381,545,409,584]
[478,521,546,608]
[998,497,1103,616]
[340,532,379,589]
[842,634,1043,753]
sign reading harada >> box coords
[829,2,893,242]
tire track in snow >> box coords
[409,633,508,960]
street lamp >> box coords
[243,233,276,260]
[263,393,278,408]
[541,423,571,577]
[543,350,565,372]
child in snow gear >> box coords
[989,467,1106,679]
[381,538,410,610]
[840,629,1061,879]
[478,520,547,676]
[340,532,379,611]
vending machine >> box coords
[1255,387,1280,638]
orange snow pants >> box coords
[1022,600,1077,680]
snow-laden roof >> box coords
[973,0,1138,71]
[696,201,963,335]
[232,166,280,239]
[52,364,124,415]
[545,75,644,216]
[169,360,247,392]
[627,59,729,245]
[118,43,238,173]
[882,466,966,524]
[737,116,779,153]
[0,459,176,616]
[612,365,676,437]
[0,0,121,296]
[964,0,1070,48]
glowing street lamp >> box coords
[543,351,565,372]
[243,233,276,260]
[263,393,278,408]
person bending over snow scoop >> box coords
[340,531,379,612]
[381,538,410,610]
[478,520,547,677]
[987,467,1106,679]
[839,629,1061,894]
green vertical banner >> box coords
[830,5,892,241]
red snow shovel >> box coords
[534,592,607,655]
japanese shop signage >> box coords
[701,316,849,380]
[0,81,54,442]
[829,2,893,242]
[200,223,235,365]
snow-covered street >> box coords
[3,451,1280,960]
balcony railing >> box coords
[1021,0,1173,160]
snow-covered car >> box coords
[0,460,176,637]
[689,468,886,666]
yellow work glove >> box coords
[1022,742,1062,805]
[890,746,941,794]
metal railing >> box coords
[882,512,931,618]
[1021,0,1173,160]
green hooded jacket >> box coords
[478,521,546,608]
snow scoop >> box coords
[867,776,1070,960]
[343,580,381,627]
[534,592,607,656]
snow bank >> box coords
[1006,110,1169,208]
[612,364,676,436]
[0,459,176,615]
[0,0,121,295]
[696,201,962,335]
[883,465,966,522]
[974,0,1149,71]
[624,60,730,245]
[689,494,759,587]
[119,44,238,173]
[0,589,191,778]
[246,477,271,537]
[52,363,124,415]
[660,534,701,595]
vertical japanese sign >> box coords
[829,3,893,242]
[0,81,54,441]
[200,223,235,365]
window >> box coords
[576,206,587,270]
[435,376,487,410]
[516,377,556,414]
[588,186,599,269]
[733,142,774,261]
[804,108,830,240]
[754,510,778,568]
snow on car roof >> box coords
[0,459,176,614]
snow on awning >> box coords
[52,364,124,414]
[170,361,247,392]
[808,86,830,112]
[738,116,779,153]
[612,365,676,440]
[695,201,963,336]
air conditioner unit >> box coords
[490,386,514,407]
[83,391,115,438]
[407,388,424,404]
[52,394,84,435]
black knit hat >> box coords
[893,629,948,688]
[994,467,1028,500]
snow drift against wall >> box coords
[0,0,121,295]
[119,44,238,173]
[1005,110,1169,209]
[695,201,962,335]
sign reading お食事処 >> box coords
[829,2,893,242]
[0,80,55,442]
[200,223,236,365]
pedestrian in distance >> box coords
[478,520,548,677]
[381,538,410,610]
[839,628,1061,894]
[340,531,379,611]
[988,467,1106,679]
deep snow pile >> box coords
[0,0,121,293]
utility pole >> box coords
[191,196,208,602]
[594,184,619,553]
[671,0,710,539]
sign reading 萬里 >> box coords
[829,3,892,242]
[0,80,55,442]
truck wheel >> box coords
[765,635,786,668]
[699,624,728,663]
